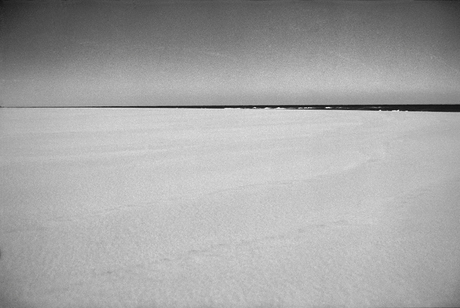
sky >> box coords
[1,0,460,107]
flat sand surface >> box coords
[1,109,460,307]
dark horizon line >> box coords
[2,104,460,112]
[1,0,429,3]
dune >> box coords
[1,108,460,308]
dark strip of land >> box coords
[2,105,460,112]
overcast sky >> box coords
[1,0,460,107]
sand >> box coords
[1,108,460,308]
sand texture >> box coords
[1,109,460,307]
